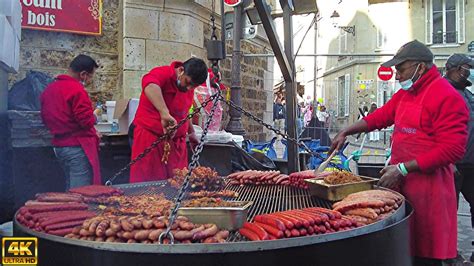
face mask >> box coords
[469,69,474,81]
[398,64,420,90]
[176,73,188,92]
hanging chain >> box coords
[104,94,218,186]
[220,96,344,171]
[159,89,222,244]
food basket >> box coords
[177,201,253,230]
[304,176,378,201]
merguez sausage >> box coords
[243,222,269,240]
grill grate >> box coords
[114,181,334,242]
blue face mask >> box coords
[469,69,474,81]
[398,64,420,90]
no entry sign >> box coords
[377,66,393,81]
[224,0,242,7]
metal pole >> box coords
[220,0,226,60]
[313,16,318,117]
[281,0,299,173]
[225,4,246,135]
[225,53,470,57]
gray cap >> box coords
[381,40,434,67]
[445,53,474,69]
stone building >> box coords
[10,0,275,141]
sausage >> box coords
[290,229,300,237]
[122,231,137,240]
[192,224,218,241]
[239,228,261,241]
[253,215,286,230]
[24,203,89,214]
[105,228,117,237]
[134,230,151,241]
[129,217,143,229]
[289,210,319,225]
[328,220,341,230]
[79,228,93,236]
[95,220,110,237]
[148,229,165,241]
[44,220,84,231]
[152,218,165,229]
[286,211,315,226]
[178,221,194,231]
[40,212,95,227]
[267,214,295,229]
[243,222,269,240]
[215,230,230,241]
[272,213,303,228]
[142,219,154,229]
[120,219,134,232]
[253,222,284,239]
[203,236,218,243]
[48,227,74,236]
[88,218,103,233]
[171,230,194,241]
[284,229,292,238]
[299,228,307,236]
[109,220,121,232]
[307,225,314,235]
[318,225,327,234]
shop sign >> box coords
[20,0,102,36]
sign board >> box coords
[377,66,393,81]
[468,41,474,53]
[20,0,102,36]
[224,12,257,40]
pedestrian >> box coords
[317,105,329,128]
[130,58,208,182]
[444,53,474,262]
[329,40,469,265]
[40,54,101,189]
[273,95,286,134]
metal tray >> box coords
[304,176,378,201]
[177,201,253,230]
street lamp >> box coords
[330,10,355,36]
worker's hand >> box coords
[161,112,177,137]
[188,132,200,151]
[329,131,347,155]
[378,165,403,189]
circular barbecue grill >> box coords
[14,181,413,266]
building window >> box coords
[339,32,348,53]
[426,0,465,45]
[336,74,350,117]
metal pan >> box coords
[304,176,378,201]
[177,201,253,230]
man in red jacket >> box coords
[130,58,208,182]
[41,54,101,189]
[330,40,469,265]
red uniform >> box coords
[364,66,469,259]
[40,75,101,185]
[130,61,194,182]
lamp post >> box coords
[330,10,355,36]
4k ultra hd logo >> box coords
[2,237,38,265]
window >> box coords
[339,32,348,53]
[336,74,350,117]
[376,28,388,49]
[426,0,465,45]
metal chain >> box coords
[104,94,218,186]
[220,96,344,171]
[159,89,222,244]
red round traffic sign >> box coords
[377,66,394,81]
[224,0,242,7]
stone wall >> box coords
[9,0,121,103]
[123,0,274,141]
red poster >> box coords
[20,0,102,36]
